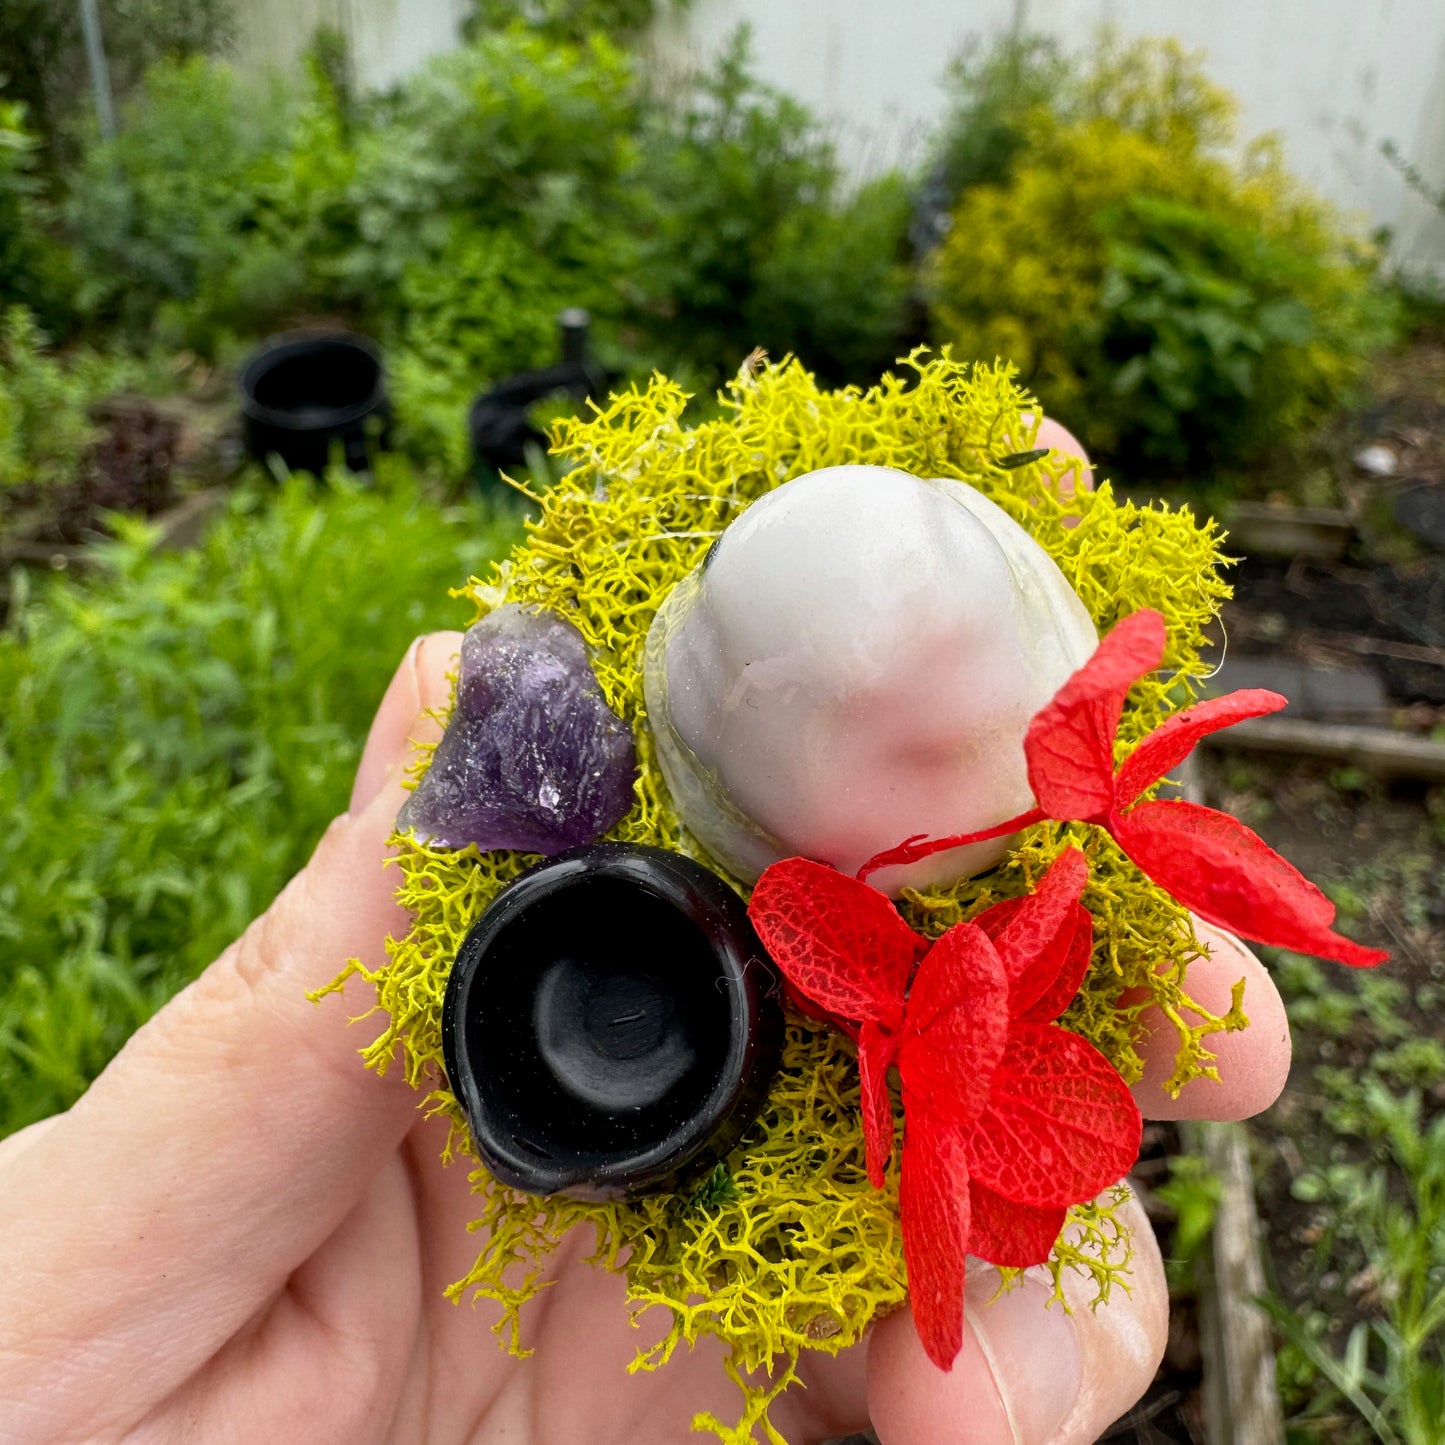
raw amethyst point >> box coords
[397,605,637,854]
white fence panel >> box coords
[651,0,1445,275]
[235,0,469,96]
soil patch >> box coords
[1,388,235,553]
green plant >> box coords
[169,55,351,351]
[0,0,234,162]
[390,224,613,474]
[1084,194,1394,473]
[928,33,1068,202]
[64,57,292,344]
[1265,954,1445,1444]
[51,18,914,468]
[750,172,914,383]
[57,30,647,461]
[1155,1150,1220,1289]
[1267,1083,1445,1445]
[0,306,138,497]
[469,0,686,43]
[633,29,846,378]
[341,29,643,464]
[926,35,1393,483]
[0,466,518,1137]
[341,28,639,294]
[0,95,74,332]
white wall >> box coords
[234,0,469,95]
[650,0,1445,276]
[345,0,471,93]
[233,0,346,76]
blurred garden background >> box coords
[2,0,1444,1440]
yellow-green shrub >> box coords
[926,37,1394,478]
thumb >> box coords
[0,630,462,1424]
[867,1189,1167,1444]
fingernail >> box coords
[967,1274,1082,1443]
[349,633,458,815]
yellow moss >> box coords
[317,351,1238,1443]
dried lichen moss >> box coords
[320,351,1239,1444]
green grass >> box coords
[0,467,517,1137]
[1267,953,1445,1445]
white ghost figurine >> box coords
[643,464,1098,893]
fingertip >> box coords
[348,629,463,815]
[868,1290,1017,1444]
[1030,416,1095,501]
[867,1191,1167,1444]
[1132,920,1292,1123]
[1053,1189,1168,1440]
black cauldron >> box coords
[239,331,390,475]
[442,844,783,1199]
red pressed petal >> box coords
[968,1180,1068,1267]
[858,1021,899,1187]
[897,922,1009,1132]
[1019,903,1094,1024]
[1025,610,1167,820]
[1113,800,1389,969]
[973,849,1089,1019]
[900,1109,972,1371]
[1114,690,1287,805]
[749,857,925,1027]
[972,895,1024,946]
[963,1023,1142,1207]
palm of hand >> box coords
[0,1099,862,1445]
[0,633,1290,1445]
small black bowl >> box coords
[238,330,390,475]
[442,843,784,1199]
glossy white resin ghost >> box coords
[643,464,1098,893]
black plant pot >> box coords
[238,330,390,476]
[442,844,784,1200]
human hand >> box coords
[0,633,1290,1445]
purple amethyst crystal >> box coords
[397,605,637,854]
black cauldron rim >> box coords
[238,329,387,433]
[441,842,784,1200]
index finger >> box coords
[0,631,460,1430]
[1131,918,1292,1122]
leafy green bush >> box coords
[0,307,138,496]
[64,57,292,344]
[63,33,646,440]
[926,35,1394,480]
[927,34,1068,204]
[390,224,617,472]
[0,0,234,163]
[343,29,644,452]
[469,0,679,43]
[749,173,913,383]
[0,97,73,332]
[0,467,517,1136]
[638,31,849,375]
[1088,194,1390,471]
[52,23,913,473]
[343,27,639,296]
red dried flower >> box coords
[859,609,1387,969]
[748,849,1142,1371]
